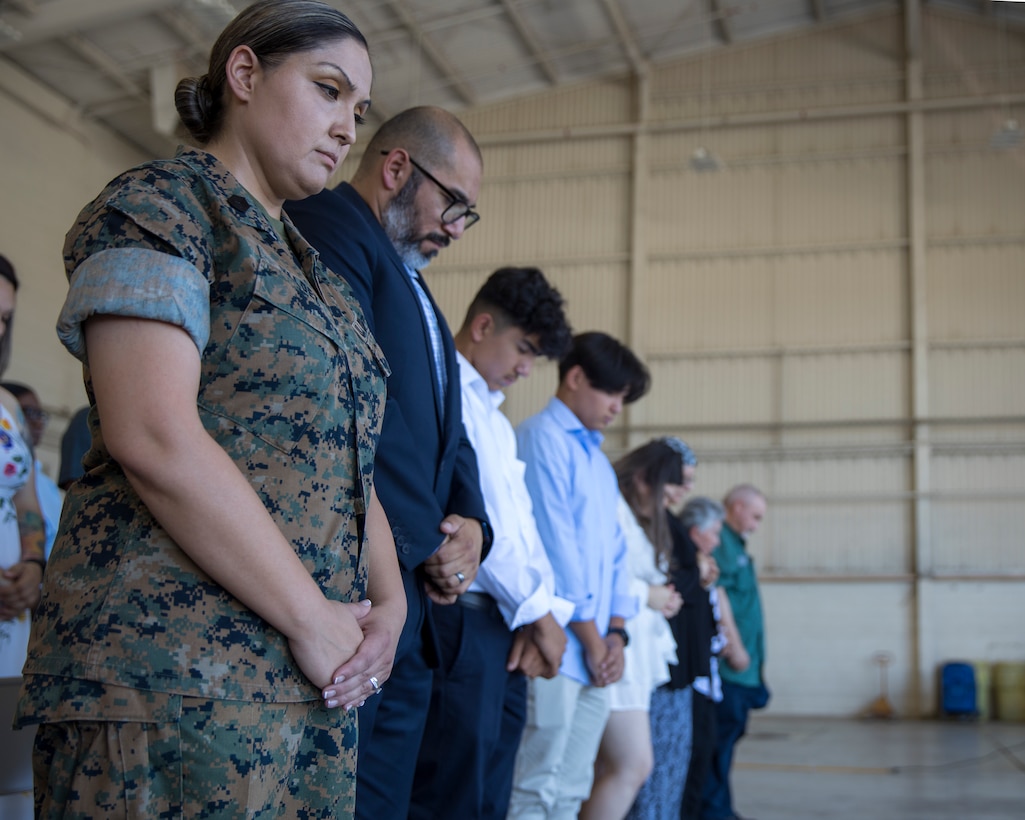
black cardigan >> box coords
[664,514,716,689]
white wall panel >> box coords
[774,159,904,246]
[781,351,907,422]
[925,146,1025,238]
[772,252,907,346]
[444,171,631,267]
[771,452,911,574]
[931,451,1025,574]
[760,582,914,716]
[931,498,1025,574]
[641,257,775,350]
[928,245,1025,341]
[648,165,782,253]
[636,356,777,427]
[929,348,1025,418]
[642,249,907,355]
[770,497,910,574]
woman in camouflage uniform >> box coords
[17,2,405,817]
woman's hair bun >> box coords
[174,74,217,145]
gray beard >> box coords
[382,179,435,271]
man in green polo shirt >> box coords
[701,484,769,820]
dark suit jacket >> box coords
[288,183,488,572]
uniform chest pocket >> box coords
[198,262,345,456]
[732,556,756,594]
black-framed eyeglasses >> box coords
[380,150,480,228]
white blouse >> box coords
[608,495,678,711]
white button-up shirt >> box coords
[458,352,573,630]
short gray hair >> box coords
[680,496,724,534]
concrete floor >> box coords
[729,715,1025,820]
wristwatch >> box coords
[476,517,494,556]
[607,626,630,647]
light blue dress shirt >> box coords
[405,265,447,411]
[516,396,639,685]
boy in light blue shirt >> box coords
[509,331,651,819]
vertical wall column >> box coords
[624,70,650,447]
[904,0,931,718]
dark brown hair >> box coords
[615,439,691,568]
[175,0,368,144]
[0,254,18,376]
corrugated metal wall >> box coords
[427,8,1025,716]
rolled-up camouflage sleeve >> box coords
[58,247,211,361]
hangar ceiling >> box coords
[1,0,1024,157]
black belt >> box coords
[457,591,501,620]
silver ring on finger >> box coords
[369,675,382,695]
[455,571,466,584]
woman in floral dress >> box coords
[0,253,47,676]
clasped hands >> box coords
[647,582,683,618]
[421,514,483,605]
[292,596,401,713]
[506,612,567,679]
[0,559,43,621]
[584,633,625,687]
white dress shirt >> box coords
[458,352,573,630]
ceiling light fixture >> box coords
[991,14,1022,149]
[690,146,723,171]
[692,27,723,173]
[990,117,1024,148]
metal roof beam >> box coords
[5,0,38,15]
[599,0,646,75]
[154,7,212,66]
[63,32,147,100]
[0,0,175,51]
[386,0,478,107]
[499,0,559,85]
[711,0,734,44]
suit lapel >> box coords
[398,263,446,431]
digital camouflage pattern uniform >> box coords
[16,148,388,818]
